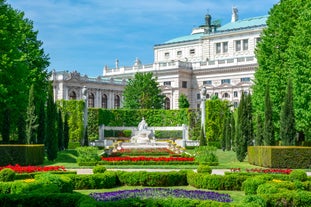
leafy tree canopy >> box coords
[122,72,164,109]
[253,0,311,138]
[0,0,49,141]
[178,93,190,109]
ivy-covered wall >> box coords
[57,100,84,143]
[57,100,201,142]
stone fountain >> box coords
[120,118,169,149]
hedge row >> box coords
[116,171,188,186]
[0,145,44,166]
[248,146,311,168]
[0,193,96,207]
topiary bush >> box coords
[0,168,16,182]
[289,169,308,182]
[93,166,106,174]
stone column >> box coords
[200,86,207,138]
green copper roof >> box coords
[217,15,267,31]
[160,15,267,45]
[164,33,205,44]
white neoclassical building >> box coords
[53,8,266,109]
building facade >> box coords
[52,70,126,108]
[53,8,267,109]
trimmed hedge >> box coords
[116,171,188,187]
[248,146,311,168]
[0,193,96,207]
[0,144,44,166]
[187,171,250,191]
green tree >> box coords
[57,109,64,150]
[37,100,45,144]
[236,92,253,161]
[235,92,247,162]
[63,113,69,149]
[287,6,311,139]
[280,79,295,146]
[178,93,190,109]
[25,84,38,144]
[0,0,49,142]
[253,0,310,139]
[225,112,232,151]
[123,72,164,109]
[255,114,264,146]
[264,85,275,146]
[46,84,58,161]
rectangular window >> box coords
[163,81,171,86]
[216,43,221,54]
[223,42,228,53]
[234,91,238,97]
[182,81,187,88]
[243,39,248,50]
[203,80,212,85]
[177,51,182,56]
[256,37,261,45]
[240,77,251,82]
[221,79,231,84]
[190,49,195,55]
[197,93,200,100]
[235,40,241,51]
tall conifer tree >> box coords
[46,84,58,161]
[26,84,38,144]
[280,79,295,145]
[264,85,274,146]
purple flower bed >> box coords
[90,188,232,203]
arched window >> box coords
[88,93,94,107]
[114,95,120,109]
[102,94,107,108]
[69,91,77,100]
[165,97,170,110]
[222,92,230,98]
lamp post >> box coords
[200,86,207,138]
[82,86,88,146]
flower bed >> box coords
[0,164,66,173]
[246,168,292,174]
[101,156,194,162]
[90,188,232,203]
[113,148,175,156]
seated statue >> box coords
[131,118,154,143]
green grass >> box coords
[43,148,258,170]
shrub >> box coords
[67,172,118,190]
[194,146,219,165]
[289,169,308,182]
[242,175,273,195]
[76,146,99,165]
[197,165,212,174]
[35,173,73,193]
[93,166,106,174]
[0,168,16,182]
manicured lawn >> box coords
[43,148,258,170]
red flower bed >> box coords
[0,164,66,173]
[101,156,194,162]
[118,148,175,154]
[246,168,292,174]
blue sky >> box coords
[7,0,279,77]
